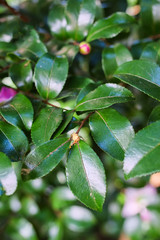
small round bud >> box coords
[79,41,91,55]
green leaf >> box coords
[0,42,16,53]
[53,111,74,138]
[123,120,160,179]
[48,220,63,240]
[76,82,100,104]
[0,93,34,130]
[17,29,47,62]
[63,206,96,232]
[0,152,17,196]
[34,53,69,99]
[56,45,79,64]
[23,137,70,180]
[66,140,106,211]
[102,43,133,79]
[31,107,62,146]
[86,12,135,42]
[140,0,160,36]
[140,41,160,65]
[0,121,28,161]
[48,5,68,40]
[9,60,33,91]
[115,60,160,101]
[66,0,96,41]
[50,186,76,210]
[75,83,134,111]
[89,108,135,160]
[148,105,160,124]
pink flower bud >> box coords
[79,42,91,55]
[0,87,17,103]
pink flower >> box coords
[0,87,17,103]
[122,185,158,221]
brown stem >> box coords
[0,0,29,22]
[0,65,10,73]
[18,90,68,110]
[76,112,94,134]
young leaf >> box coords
[0,93,34,130]
[0,152,17,196]
[102,43,132,79]
[34,53,69,99]
[66,140,106,211]
[114,60,160,101]
[89,108,134,160]
[75,83,134,111]
[23,137,70,180]
[66,0,96,41]
[31,107,62,146]
[123,120,160,179]
[0,121,28,161]
[9,60,33,91]
[86,12,135,42]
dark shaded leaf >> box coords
[0,121,28,161]
[0,93,33,130]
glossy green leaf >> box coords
[50,186,76,210]
[0,93,34,130]
[89,108,135,160]
[63,206,96,232]
[148,105,160,124]
[123,120,160,179]
[9,60,33,91]
[86,12,135,42]
[53,111,74,138]
[115,60,160,101]
[66,140,106,211]
[0,121,28,161]
[140,41,160,65]
[34,53,69,99]
[76,83,100,103]
[24,137,70,180]
[66,0,96,41]
[102,43,132,79]
[31,107,62,146]
[75,83,134,111]
[48,5,68,40]
[0,152,17,196]
[17,29,47,62]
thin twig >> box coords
[76,112,94,134]
[0,0,29,22]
